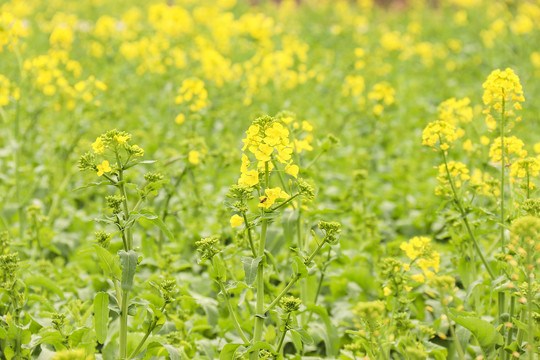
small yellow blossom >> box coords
[239,170,258,187]
[92,137,105,154]
[259,187,289,209]
[175,114,185,124]
[188,150,200,165]
[230,214,244,228]
[97,160,111,176]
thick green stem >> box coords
[119,289,130,359]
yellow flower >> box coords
[131,145,144,157]
[422,120,462,150]
[97,160,111,176]
[489,136,527,164]
[114,134,130,145]
[230,214,244,228]
[92,137,105,154]
[482,68,524,128]
[175,113,185,124]
[437,97,473,124]
[383,287,391,296]
[239,170,258,187]
[188,150,200,165]
[285,163,299,178]
[258,187,289,209]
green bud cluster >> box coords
[521,199,540,217]
[77,152,96,171]
[196,236,221,261]
[298,178,315,200]
[318,220,341,244]
[94,231,111,248]
[106,195,124,214]
[52,313,67,332]
[144,172,164,183]
[0,252,20,289]
[160,279,177,304]
[279,296,301,313]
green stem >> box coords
[219,282,250,344]
[500,96,506,253]
[276,313,291,352]
[127,304,166,359]
[498,97,507,360]
[505,296,516,360]
[119,289,129,359]
[440,148,495,280]
[250,218,268,359]
[243,213,257,257]
[526,252,534,360]
[265,240,326,313]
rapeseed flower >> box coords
[97,160,111,176]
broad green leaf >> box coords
[119,250,138,291]
[241,256,262,285]
[449,310,503,356]
[94,292,109,344]
[219,344,243,360]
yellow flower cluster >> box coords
[0,74,20,106]
[23,50,106,109]
[342,75,365,97]
[437,97,473,124]
[237,115,301,188]
[368,82,395,115]
[400,236,440,282]
[488,136,527,164]
[510,157,540,189]
[435,161,470,196]
[0,11,27,52]
[50,24,74,50]
[482,68,524,129]
[422,120,463,150]
[469,169,500,197]
[175,78,210,112]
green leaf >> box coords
[119,250,138,291]
[162,344,181,360]
[291,256,308,279]
[25,275,64,299]
[241,256,262,285]
[94,245,121,280]
[212,256,226,282]
[306,305,339,356]
[449,310,503,356]
[94,292,109,344]
[138,209,175,242]
[219,344,242,360]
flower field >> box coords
[0,0,539,359]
